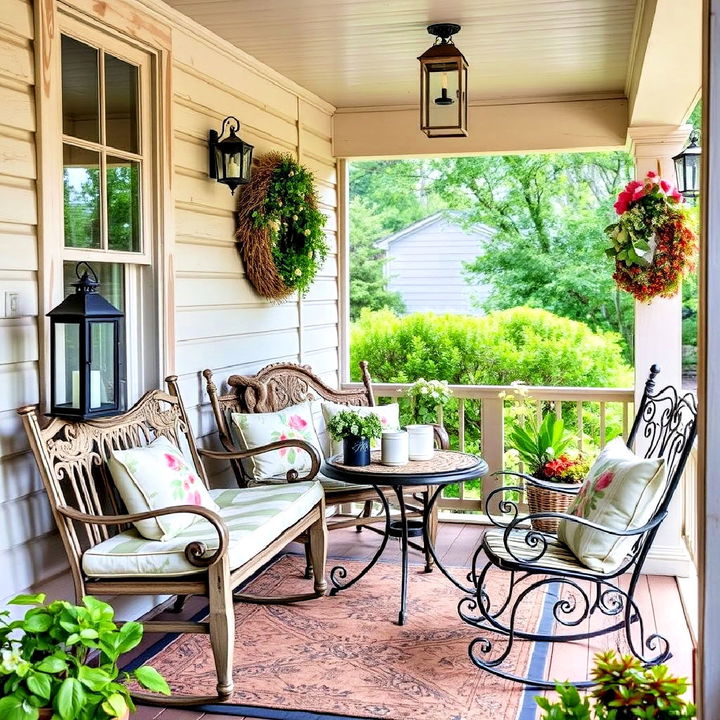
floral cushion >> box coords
[557,437,666,572]
[107,436,220,542]
[231,402,323,482]
[81,482,323,577]
[319,401,400,458]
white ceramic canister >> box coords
[381,430,409,466]
[406,424,435,461]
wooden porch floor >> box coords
[135,521,695,720]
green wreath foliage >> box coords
[251,155,328,295]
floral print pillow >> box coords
[108,436,220,541]
[557,437,666,573]
[231,402,323,483]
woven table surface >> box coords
[328,450,482,475]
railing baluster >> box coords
[555,400,562,419]
[536,400,542,424]
[458,398,465,452]
[600,401,606,447]
[623,401,630,439]
[481,397,505,513]
[577,401,584,453]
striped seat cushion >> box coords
[81,481,323,578]
[250,470,370,494]
[483,527,607,576]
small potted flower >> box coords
[405,378,453,425]
[0,593,170,720]
[327,410,383,466]
[507,412,585,532]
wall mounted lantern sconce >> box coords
[208,116,254,194]
[672,129,701,200]
[47,262,125,420]
[418,23,469,138]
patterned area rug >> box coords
[141,555,541,720]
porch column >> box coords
[628,124,693,577]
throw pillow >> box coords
[557,436,666,573]
[108,435,219,542]
[319,401,400,458]
[230,401,323,483]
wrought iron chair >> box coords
[459,365,697,687]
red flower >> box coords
[646,171,657,178]
[165,453,182,471]
[595,471,614,491]
[660,179,671,193]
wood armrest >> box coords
[432,424,450,450]
[58,505,229,569]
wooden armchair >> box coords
[203,361,448,572]
[18,376,327,705]
[460,365,698,687]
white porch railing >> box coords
[682,444,699,569]
[342,382,635,514]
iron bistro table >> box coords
[321,449,488,625]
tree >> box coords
[348,160,444,319]
[428,152,636,358]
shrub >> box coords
[350,307,632,388]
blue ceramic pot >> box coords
[343,434,371,466]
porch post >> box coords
[628,125,694,577]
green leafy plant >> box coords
[405,378,453,424]
[327,410,383,441]
[507,412,573,479]
[0,593,170,720]
[536,651,696,719]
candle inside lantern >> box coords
[72,370,103,409]
[226,155,241,177]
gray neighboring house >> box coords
[375,212,494,315]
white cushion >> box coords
[557,437,666,572]
[108,436,219,542]
[319,401,400,458]
[230,402,323,482]
[81,482,323,577]
[248,470,370,493]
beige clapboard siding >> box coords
[171,20,340,453]
[0,0,45,600]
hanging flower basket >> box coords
[235,152,328,301]
[605,172,697,303]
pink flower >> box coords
[165,453,182,471]
[278,433,288,456]
[660,180,671,193]
[646,171,657,178]
[380,416,388,425]
[188,490,202,506]
[670,188,683,203]
[626,180,643,193]
[595,471,614,491]
[287,415,307,431]
[632,186,646,201]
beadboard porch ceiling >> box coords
[160,0,639,110]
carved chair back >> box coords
[204,362,375,486]
[18,377,204,591]
[623,364,697,563]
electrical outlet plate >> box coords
[5,292,19,318]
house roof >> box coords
[374,212,492,251]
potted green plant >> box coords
[536,650,696,719]
[0,593,170,720]
[405,378,453,425]
[507,412,583,532]
[327,410,383,466]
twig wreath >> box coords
[605,172,697,303]
[235,152,327,300]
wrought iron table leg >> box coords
[329,484,391,595]
[393,486,410,626]
[423,484,476,594]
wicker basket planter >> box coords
[526,480,581,533]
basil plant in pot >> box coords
[327,410,383,466]
[0,593,170,720]
[507,412,588,533]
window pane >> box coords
[53,322,79,409]
[105,53,139,153]
[90,322,116,409]
[107,156,141,252]
[63,261,125,311]
[61,35,99,143]
[63,144,101,249]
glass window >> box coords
[107,156,141,252]
[63,144,101,249]
[63,261,125,311]
[61,35,99,143]
[104,53,139,153]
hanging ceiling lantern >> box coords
[418,23,469,138]
[47,263,125,420]
[672,130,701,199]
[208,116,254,195]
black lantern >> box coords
[47,263,125,420]
[208,116,254,195]
[418,24,469,138]
[672,130,701,199]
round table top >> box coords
[321,450,488,487]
